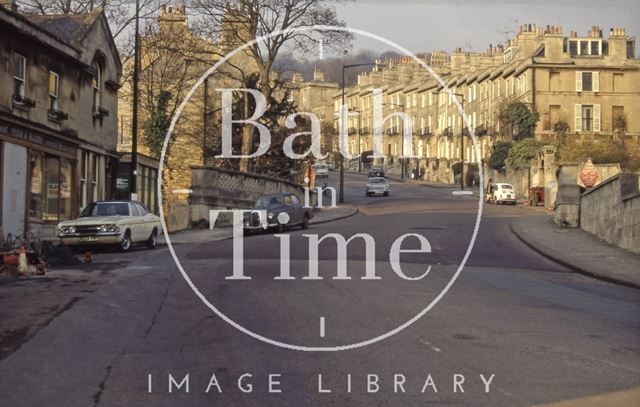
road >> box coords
[0,172,638,407]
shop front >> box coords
[0,118,78,239]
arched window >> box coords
[92,62,102,113]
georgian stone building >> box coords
[0,2,120,238]
[332,24,639,184]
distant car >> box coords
[243,193,313,233]
[314,164,329,178]
[366,177,390,196]
[57,201,161,252]
[368,168,385,178]
[490,183,517,205]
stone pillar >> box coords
[554,165,581,227]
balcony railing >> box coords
[348,127,357,135]
[359,127,370,135]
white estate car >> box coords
[57,201,161,252]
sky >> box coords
[332,0,640,55]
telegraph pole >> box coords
[130,0,140,201]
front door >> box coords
[2,143,28,238]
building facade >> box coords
[0,2,120,239]
[332,24,639,184]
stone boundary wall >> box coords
[188,166,311,229]
[580,173,640,254]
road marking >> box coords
[452,190,473,196]
[320,316,325,338]
[419,339,441,352]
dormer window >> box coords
[569,39,602,56]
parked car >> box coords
[489,183,517,205]
[314,163,329,178]
[243,193,313,233]
[57,201,161,251]
[366,177,390,196]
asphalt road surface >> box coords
[0,172,638,407]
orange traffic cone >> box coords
[17,246,28,276]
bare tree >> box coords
[188,0,352,170]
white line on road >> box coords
[172,189,193,194]
[420,339,441,352]
[320,316,325,338]
[452,190,473,196]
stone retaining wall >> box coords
[188,166,312,228]
[580,173,640,254]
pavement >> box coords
[510,214,640,289]
[159,204,358,245]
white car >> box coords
[489,183,517,205]
[366,177,390,196]
[57,201,161,251]
[314,163,329,178]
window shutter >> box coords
[593,71,600,92]
[594,104,601,132]
[575,104,582,132]
[576,72,583,92]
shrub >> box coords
[488,141,513,171]
[506,138,544,169]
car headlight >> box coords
[59,226,75,235]
[99,224,120,233]
[267,212,274,220]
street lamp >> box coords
[340,62,382,204]
[348,108,363,172]
[130,0,140,201]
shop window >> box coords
[29,152,43,219]
[80,151,88,209]
[30,154,73,222]
[92,155,99,202]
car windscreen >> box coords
[369,178,386,184]
[80,203,130,217]
[499,185,513,189]
[255,196,283,208]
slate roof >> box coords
[26,10,101,46]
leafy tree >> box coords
[558,139,639,170]
[502,102,539,141]
[506,138,544,169]
[488,141,513,171]
[142,90,172,159]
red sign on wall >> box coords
[579,159,600,188]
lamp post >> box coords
[451,93,465,191]
[340,62,382,203]
[348,108,363,172]
[130,0,140,201]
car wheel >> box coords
[146,229,157,249]
[119,230,132,252]
[301,214,310,230]
[384,192,389,196]
[276,222,285,234]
